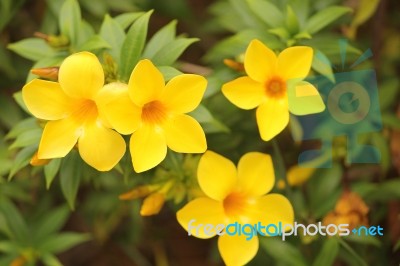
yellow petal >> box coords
[244,39,277,82]
[218,233,259,266]
[256,98,289,141]
[237,152,274,196]
[78,122,126,171]
[38,118,80,159]
[98,83,141,135]
[287,165,316,186]
[130,125,167,173]
[197,151,237,201]
[277,46,313,80]
[288,81,325,115]
[161,74,207,113]
[164,114,207,153]
[176,197,226,239]
[252,194,294,226]
[22,79,74,120]
[58,52,104,99]
[222,77,265,110]
[128,59,165,107]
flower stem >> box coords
[271,139,293,198]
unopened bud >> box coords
[10,256,26,266]
[31,67,59,80]
[119,185,152,200]
[140,192,165,216]
[30,152,50,166]
[223,59,245,72]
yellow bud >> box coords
[30,152,50,166]
[31,67,59,80]
[276,179,286,190]
[287,166,316,186]
[140,192,165,216]
[119,185,153,200]
[223,59,245,72]
[10,256,26,266]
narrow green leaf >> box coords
[6,118,37,140]
[76,20,95,47]
[8,145,37,179]
[0,198,29,244]
[158,66,183,81]
[305,6,352,34]
[42,254,63,266]
[246,0,284,27]
[39,233,90,254]
[60,151,82,210]
[188,105,213,123]
[9,128,42,150]
[289,115,303,143]
[119,10,153,82]
[34,206,69,241]
[44,159,62,189]
[59,0,81,45]
[312,237,339,266]
[77,35,111,52]
[13,91,29,114]
[379,78,399,111]
[8,38,54,61]
[152,38,198,66]
[286,5,300,34]
[143,20,177,59]
[0,93,23,128]
[99,14,125,63]
[312,50,335,82]
[382,114,400,130]
[344,234,381,247]
[260,237,308,266]
[0,241,17,253]
[338,238,368,266]
[114,12,145,30]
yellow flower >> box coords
[101,59,207,173]
[177,151,294,266]
[22,52,126,171]
[222,39,325,141]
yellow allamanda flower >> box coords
[222,39,325,141]
[101,59,207,173]
[22,52,126,171]
[177,151,294,266]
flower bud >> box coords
[140,192,165,216]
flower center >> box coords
[265,77,286,98]
[223,192,252,219]
[73,99,98,123]
[141,100,168,125]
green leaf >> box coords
[59,0,81,46]
[8,145,37,179]
[34,206,70,241]
[42,254,63,266]
[307,163,343,218]
[99,14,125,63]
[114,12,145,30]
[289,115,303,143]
[382,114,400,130]
[13,91,29,114]
[6,118,37,140]
[9,128,42,150]
[143,20,177,59]
[60,151,82,210]
[305,6,352,34]
[379,78,399,111]
[77,35,111,52]
[344,234,381,247]
[39,232,90,254]
[246,0,284,28]
[119,10,153,82]
[152,38,198,66]
[44,159,62,189]
[286,5,300,34]
[338,238,368,266]
[312,237,339,266]
[158,66,183,81]
[312,50,335,82]
[260,237,308,266]
[8,38,54,61]
[0,198,29,244]
[0,240,17,253]
[76,20,95,47]
[0,93,23,128]
[189,105,230,133]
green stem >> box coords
[271,139,292,198]
[166,151,185,181]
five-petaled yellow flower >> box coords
[222,39,325,141]
[177,151,294,266]
[22,52,126,171]
[101,59,207,173]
